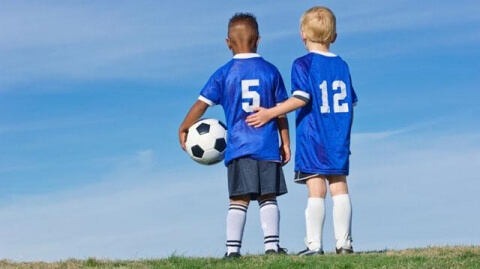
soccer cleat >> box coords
[265,245,288,255]
[297,248,324,256]
[277,246,288,254]
[265,249,276,255]
[224,252,241,259]
[335,247,354,254]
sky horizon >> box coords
[1,0,479,261]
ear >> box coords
[300,30,307,41]
[256,36,261,47]
[225,38,232,50]
[300,30,308,46]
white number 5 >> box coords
[319,80,349,113]
[242,79,260,112]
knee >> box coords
[230,195,250,206]
[328,176,349,196]
[306,176,327,198]
[258,194,278,208]
[258,193,276,202]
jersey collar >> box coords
[310,50,337,57]
[233,53,261,59]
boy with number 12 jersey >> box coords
[246,6,358,255]
[291,42,357,176]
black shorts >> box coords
[294,171,321,184]
[227,157,287,200]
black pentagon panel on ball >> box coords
[218,120,227,130]
[191,145,204,158]
[214,138,227,152]
[196,123,210,135]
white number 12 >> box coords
[319,80,349,113]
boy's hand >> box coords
[280,143,291,166]
[179,128,188,151]
[245,107,273,128]
[178,100,209,151]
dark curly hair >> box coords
[228,12,259,37]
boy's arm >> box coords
[178,100,209,150]
[276,115,291,165]
[246,97,307,128]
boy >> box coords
[246,6,357,255]
[178,13,291,258]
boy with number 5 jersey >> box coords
[179,13,290,258]
[246,6,357,255]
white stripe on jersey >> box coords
[198,95,215,106]
[310,50,337,57]
[292,90,310,101]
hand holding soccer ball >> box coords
[184,118,227,165]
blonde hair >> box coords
[300,6,336,44]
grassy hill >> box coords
[1,246,478,268]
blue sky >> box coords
[1,0,479,261]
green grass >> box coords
[1,246,479,268]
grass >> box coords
[1,246,478,268]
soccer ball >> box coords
[185,118,227,165]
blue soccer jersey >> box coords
[199,53,289,165]
[291,51,358,175]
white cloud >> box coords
[338,0,480,35]
[1,125,479,261]
[328,0,480,60]
[0,116,115,135]
[136,149,155,167]
[349,127,480,250]
[2,0,477,88]
[0,2,228,87]
[354,128,414,142]
[0,149,230,261]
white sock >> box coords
[226,203,248,254]
[259,199,280,251]
[332,194,353,249]
[305,197,325,251]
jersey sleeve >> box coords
[199,69,222,106]
[291,59,310,103]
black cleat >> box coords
[277,246,288,255]
[265,245,288,255]
[297,248,324,256]
[336,247,354,254]
[224,252,241,259]
[265,249,276,255]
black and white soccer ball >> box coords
[185,118,227,165]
